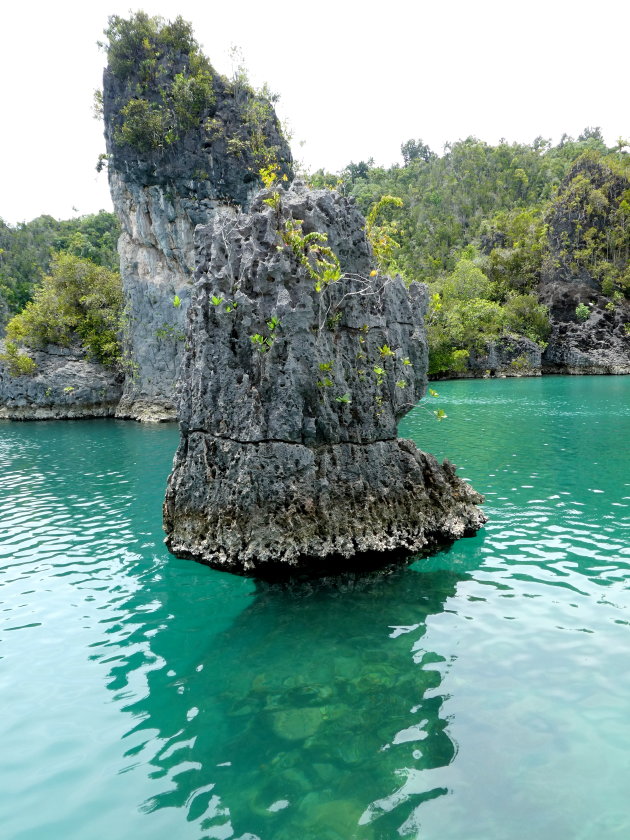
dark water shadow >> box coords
[99,557,474,840]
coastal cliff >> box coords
[540,155,630,374]
[163,183,485,577]
[102,14,292,420]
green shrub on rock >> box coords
[6,254,123,367]
[575,302,590,322]
[502,294,551,343]
[0,340,37,376]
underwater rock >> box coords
[271,707,323,741]
[163,183,485,576]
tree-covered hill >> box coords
[0,211,120,330]
[311,129,629,374]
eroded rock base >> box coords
[164,435,486,578]
[115,395,177,423]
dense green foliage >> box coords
[101,13,216,151]
[100,14,290,181]
[544,152,630,294]
[5,254,124,367]
[0,340,38,376]
[311,129,629,373]
[0,211,120,327]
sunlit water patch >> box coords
[1,376,629,839]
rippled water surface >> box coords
[1,376,629,840]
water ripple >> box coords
[1,380,630,839]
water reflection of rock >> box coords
[104,562,471,840]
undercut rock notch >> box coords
[163,183,485,577]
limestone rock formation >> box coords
[539,156,630,374]
[0,342,122,420]
[542,307,630,375]
[102,16,292,420]
[465,335,542,378]
[164,184,485,577]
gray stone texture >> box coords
[539,157,630,374]
[103,59,292,421]
[540,292,630,375]
[164,184,485,576]
[0,342,122,420]
[465,335,542,378]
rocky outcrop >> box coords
[102,19,292,421]
[539,155,630,373]
[163,184,485,577]
[0,342,122,420]
[541,301,630,374]
[443,335,542,379]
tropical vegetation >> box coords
[0,211,119,329]
[311,128,630,373]
[3,252,123,369]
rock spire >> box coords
[163,183,485,577]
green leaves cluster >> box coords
[5,253,124,367]
[313,129,628,292]
[102,13,199,79]
[575,302,590,321]
[103,13,216,152]
[308,129,630,375]
[365,195,403,272]
[546,153,630,295]
[250,314,281,354]
[427,257,551,374]
[102,13,289,181]
[0,340,37,376]
[281,219,341,291]
[0,211,119,326]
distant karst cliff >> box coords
[540,155,630,374]
[163,183,485,576]
[102,13,292,420]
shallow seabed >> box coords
[1,375,629,840]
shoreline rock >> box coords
[0,342,122,420]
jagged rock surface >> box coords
[540,156,630,374]
[103,51,292,421]
[462,335,542,378]
[541,304,630,374]
[0,342,122,420]
[164,184,485,577]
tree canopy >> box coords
[310,131,629,373]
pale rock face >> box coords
[109,172,222,421]
[163,184,486,578]
[103,46,293,421]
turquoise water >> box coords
[1,375,629,840]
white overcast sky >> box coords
[1,0,627,224]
